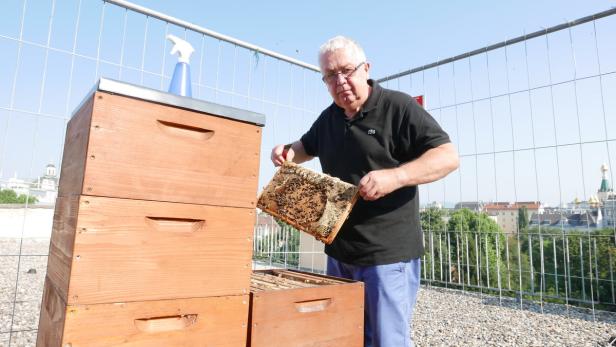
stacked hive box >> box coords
[36,78,265,347]
[249,270,364,347]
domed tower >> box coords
[45,163,57,177]
[40,163,58,191]
[598,163,613,203]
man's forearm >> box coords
[287,141,314,164]
[395,143,459,187]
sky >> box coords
[1,0,616,208]
[123,0,616,207]
[120,0,616,209]
[126,0,616,79]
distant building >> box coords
[483,201,542,234]
[597,163,616,227]
[2,174,30,196]
[598,163,614,202]
[484,204,518,234]
[567,210,601,228]
[454,201,485,211]
[486,212,498,225]
[256,211,279,229]
[529,210,602,230]
[0,164,59,204]
[528,169,609,231]
[426,201,442,209]
[604,199,616,226]
[568,196,601,210]
[529,212,568,228]
[30,164,59,204]
[254,211,281,238]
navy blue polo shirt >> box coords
[301,80,450,266]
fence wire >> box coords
[1,1,616,346]
[377,7,616,320]
[0,0,327,345]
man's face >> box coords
[319,48,370,116]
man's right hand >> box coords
[271,144,295,166]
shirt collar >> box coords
[361,79,381,114]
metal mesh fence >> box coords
[0,0,328,344]
[377,8,616,316]
[1,0,616,345]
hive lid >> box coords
[75,78,266,126]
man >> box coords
[270,36,459,347]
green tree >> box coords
[263,220,301,268]
[420,207,446,232]
[0,189,18,202]
[520,226,616,309]
[448,208,501,234]
[518,206,529,231]
[447,209,506,288]
[0,189,38,204]
[422,208,507,289]
[421,207,616,310]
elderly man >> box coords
[271,36,459,347]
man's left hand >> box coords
[358,168,406,201]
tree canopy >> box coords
[447,208,501,233]
[0,189,38,204]
[420,207,447,232]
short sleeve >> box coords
[395,100,450,162]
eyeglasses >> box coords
[321,62,365,84]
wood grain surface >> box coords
[51,195,254,304]
[38,277,249,347]
[248,269,364,347]
[66,91,262,207]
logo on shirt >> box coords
[367,129,376,135]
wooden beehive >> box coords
[38,277,249,347]
[37,78,265,347]
[248,269,364,347]
[46,195,254,305]
[257,162,359,244]
[57,81,263,208]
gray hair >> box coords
[318,36,367,64]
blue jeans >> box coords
[327,257,421,347]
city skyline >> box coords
[1,159,613,212]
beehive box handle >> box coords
[156,119,215,141]
[134,314,198,332]
[145,216,205,233]
[294,298,332,313]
